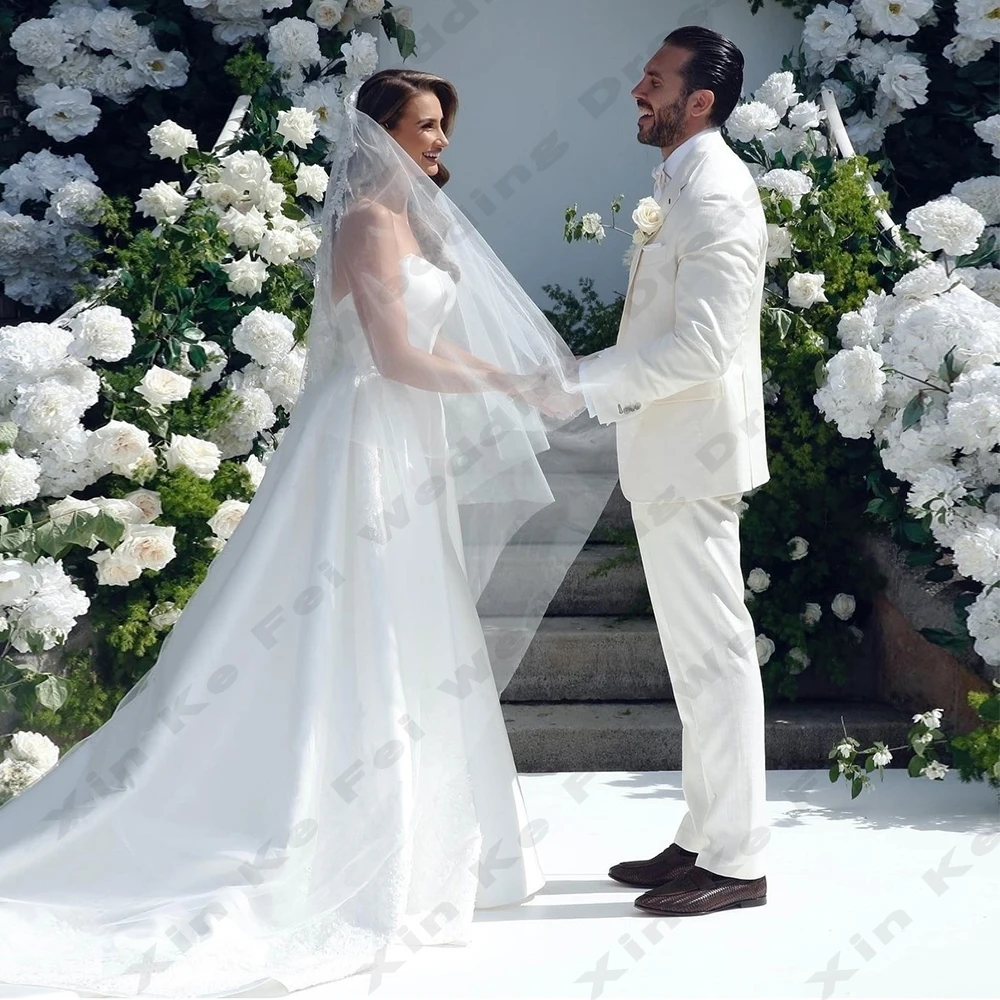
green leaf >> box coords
[924,565,955,582]
[850,776,864,799]
[829,760,841,783]
[902,518,933,544]
[901,393,926,432]
[865,756,876,772]
[818,209,836,236]
[976,696,1000,722]
[907,754,926,777]
[188,344,209,370]
[35,674,68,711]
[396,26,416,59]
[91,511,126,549]
[906,548,940,567]
[919,627,968,652]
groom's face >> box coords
[631,44,695,150]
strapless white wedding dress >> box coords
[0,254,544,997]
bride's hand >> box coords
[506,367,583,420]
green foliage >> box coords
[950,686,1000,790]
[542,277,624,356]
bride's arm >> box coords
[340,202,529,396]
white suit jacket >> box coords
[577,127,771,505]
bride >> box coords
[0,69,617,996]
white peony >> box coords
[747,567,771,593]
[802,2,858,71]
[973,114,1000,158]
[222,254,269,297]
[906,464,969,517]
[951,176,1000,227]
[905,195,985,256]
[0,558,39,605]
[25,84,101,142]
[954,0,1000,41]
[966,586,1000,664]
[134,365,192,407]
[0,451,41,506]
[208,498,250,539]
[68,305,134,362]
[893,261,955,301]
[943,34,993,65]
[814,345,887,439]
[47,177,104,224]
[132,47,190,90]
[757,168,814,209]
[10,556,90,652]
[878,54,930,110]
[267,18,322,75]
[725,101,780,144]
[787,271,828,308]
[135,181,188,224]
[12,380,89,436]
[952,523,1000,585]
[148,119,198,161]
[10,19,74,69]
[831,593,856,620]
[87,7,152,56]
[340,30,379,79]
[753,71,801,116]
[858,0,933,36]
[295,163,329,200]
[836,299,883,349]
[164,434,222,479]
[232,307,296,367]
[844,110,887,155]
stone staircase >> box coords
[488,486,915,771]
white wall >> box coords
[378,0,803,309]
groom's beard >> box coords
[638,95,687,149]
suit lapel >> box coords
[620,130,723,317]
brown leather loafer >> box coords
[634,865,766,915]
[608,843,698,888]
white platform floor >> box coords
[3,769,997,1000]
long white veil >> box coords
[299,87,619,693]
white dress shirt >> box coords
[579,127,721,419]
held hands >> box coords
[505,363,584,420]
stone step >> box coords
[504,700,915,771]
[478,544,649,618]
[491,616,878,703]
[508,480,631,544]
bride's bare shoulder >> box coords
[341,198,394,229]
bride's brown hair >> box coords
[356,69,459,188]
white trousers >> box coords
[630,492,769,880]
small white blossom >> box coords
[747,567,771,593]
[787,647,810,673]
[276,107,319,148]
[148,119,198,161]
[135,181,188,224]
[787,272,828,308]
[788,536,809,560]
[295,163,329,200]
[831,593,856,620]
[755,633,775,665]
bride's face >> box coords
[388,91,449,178]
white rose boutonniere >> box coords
[631,196,664,244]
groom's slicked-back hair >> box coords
[663,25,744,127]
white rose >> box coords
[277,107,319,149]
[208,498,250,540]
[88,547,142,586]
[631,196,663,236]
[581,212,606,241]
[257,228,300,266]
[135,365,192,406]
[164,434,222,480]
[788,536,810,560]
[135,181,188,224]
[148,120,198,161]
[117,523,176,571]
[92,496,146,525]
[218,205,269,249]
[801,602,823,626]
[766,224,794,263]
[787,272,828,308]
[123,488,162,523]
[222,255,269,297]
[747,567,771,593]
[295,163,329,200]
[755,633,776,665]
[878,54,930,110]
[831,593,856,620]
[787,99,823,130]
[787,646,811,674]
[89,420,152,474]
[307,0,345,28]
[351,0,385,15]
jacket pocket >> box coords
[651,380,724,403]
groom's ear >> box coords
[688,88,716,124]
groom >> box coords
[571,26,771,915]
